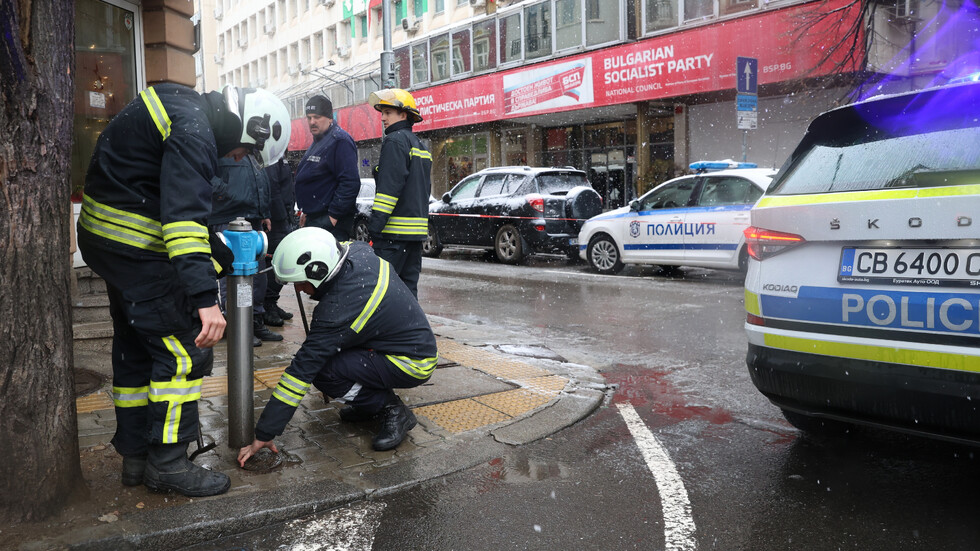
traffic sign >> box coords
[736,94,757,112]
[737,57,758,95]
[737,110,758,130]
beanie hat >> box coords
[305,95,333,119]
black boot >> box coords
[263,308,284,327]
[371,397,417,451]
[143,443,231,497]
[253,335,262,347]
[275,304,294,320]
[121,455,146,486]
[339,405,380,423]
[254,315,283,342]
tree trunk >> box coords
[0,0,83,523]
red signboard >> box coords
[300,0,861,147]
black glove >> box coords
[372,164,380,179]
[209,231,235,278]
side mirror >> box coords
[442,192,451,203]
[629,200,640,212]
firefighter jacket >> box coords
[368,120,432,242]
[208,157,271,227]
[78,83,227,309]
[294,122,359,219]
[264,157,296,228]
[254,241,438,441]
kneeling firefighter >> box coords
[237,227,438,466]
[78,83,291,497]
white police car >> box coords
[578,161,775,274]
[744,77,980,443]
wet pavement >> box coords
[11,283,607,551]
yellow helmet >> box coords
[368,88,423,123]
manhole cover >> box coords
[74,368,106,397]
[242,448,284,472]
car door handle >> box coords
[669,216,683,223]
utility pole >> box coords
[380,0,395,87]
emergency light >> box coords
[689,160,758,172]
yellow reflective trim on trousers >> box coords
[140,87,172,141]
[410,147,432,160]
[272,372,310,408]
[112,385,149,408]
[744,289,761,316]
[386,354,437,380]
[157,336,199,443]
[763,334,980,373]
[351,259,390,333]
[80,194,167,252]
[755,184,980,208]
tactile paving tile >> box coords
[522,375,569,394]
[201,376,228,398]
[254,366,287,389]
[76,391,114,414]
[414,398,511,433]
[473,389,554,417]
[438,340,551,380]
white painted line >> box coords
[617,402,697,551]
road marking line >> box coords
[618,402,697,551]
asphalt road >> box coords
[191,252,980,550]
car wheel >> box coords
[738,246,749,273]
[780,409,854,436]
[494,225,524,264]
[353,218,370,242]
[587,234,624,274]
[422,227,443,258]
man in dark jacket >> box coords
[236,227,438,467]
[366,89,433,298]
[262,156,297,327]
[78,83,290,497]
[294,95,360,241]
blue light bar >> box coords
[689,160,758,171]
[948,72,980,84]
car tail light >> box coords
[534,224,545,232]
[526,194,544,213]
[743,226,805,260]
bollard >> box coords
[222,218,267,449]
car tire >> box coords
[353,217,370,242]
[494,224,524,264]
[422,227,442,258]
[738,246,749,273]
[780,409,854,436]
[587,234,624,274]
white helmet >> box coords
[222,85,292,166]
[272,227,350,287]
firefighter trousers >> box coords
[312,348,428,413]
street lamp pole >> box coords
[380,0,395,88]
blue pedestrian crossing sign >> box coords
[737,57,758,95]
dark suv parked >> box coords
[424,166,603,263]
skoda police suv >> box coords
[743,76,980,443]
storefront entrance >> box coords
[541,120,637,210]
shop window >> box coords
[720,0,757,16]
[586,0,620,46]
[499,12,522,64]
[684,0,714,21]
[72,0,140,200]
[430,33,450,82]
[524,2,552,60]
[645,0,677,33]
[412,42,429,85]
[473,20,497,73]
[394,46,411,88]
[452,28,471,75]
[555,0,582,51]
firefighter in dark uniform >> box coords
[237,227,438,466]
[366,88,433,298]
[77,83,291,497]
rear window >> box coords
[771,83,980,195]
[534,172,590,195]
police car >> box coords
[744,77,980,443]
[578,161,775,274]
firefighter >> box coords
[237,227,438,467]
[366,88,433,298]
[77,83,291,497]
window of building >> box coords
[300,37,310,69]
[555,0,582,51]
[430,33,450,82]
[446,133,490,188]
[456,0,467,6]
[394,46,411,88]
[645,0,678,33]
[719,0,756,16]
[412,42,429,85]
[325,27,336,56]
[278,0,286,24]
[414,0,425,16]
[451,28,471,75]
[498,11,522,64]
[684,0,714,21]
[359,14,368,41]
[435,0,445,13]
[472,19,496,73]
[586,0,620,46]
[524,2,552,60]
[313,32,323,64]
[394,0,406,21]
